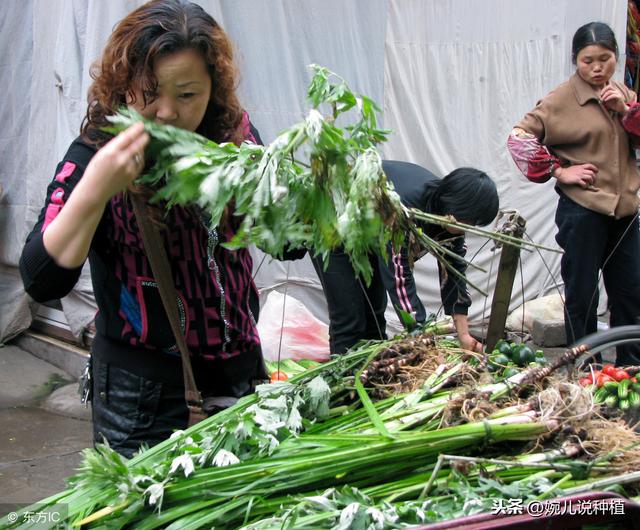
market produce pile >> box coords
[4,329,640,530]
[3,66,635,529]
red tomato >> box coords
[602,365,617,377]
[612,369,631,381]
[270,370,289,383]
[596,373,615,387]
[579,377,593,387]
[632,377,638,383]
[586,370,601,384]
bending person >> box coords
[313,160,499,355]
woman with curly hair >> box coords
[20,0,267,457]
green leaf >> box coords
[396,307,418,331]
[354,351,393,439]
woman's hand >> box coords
[459,332,482,353]
[452,313,482,352]
[600,84,628,115]
[42,122,149,268]
[83,122,150,206]
[553,163,598,189]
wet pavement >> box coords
[0,344,92,516]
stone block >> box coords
[42,383,92,422]
[531,318,566,347]
[15,331,89,379]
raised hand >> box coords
[600,84,628,115]
[42,122,149,268]
[83,122,150,205]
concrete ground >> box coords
[0,339,92,517]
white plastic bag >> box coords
[257,290,330,362]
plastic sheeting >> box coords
[0,0,628,341]
[0,265,37,343]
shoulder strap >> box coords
[130,193,206,426]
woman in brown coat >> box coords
[508,22,640,365]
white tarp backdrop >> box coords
[0,0,628,341]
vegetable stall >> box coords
[4,331,640,529]
[3,67,640,530]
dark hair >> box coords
[434,168,499,227]
[82,0,243,145]
[571,22,618,64]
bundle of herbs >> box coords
[237,441,640,530]
[6,330,640,530]
[105,65,551,288]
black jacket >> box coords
[380,160,471,320]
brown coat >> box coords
[517,73,640,218]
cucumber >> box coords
[630,382,640,394]
[603,381,620,395]
[618,378,631,400]
[604,394,619,408]
[517,345,536,366]
[264,360,278,374]
[295,359,320,369]
[619,398,631,411]
[280,359,305,374]
[629,391,640,409]
[496,340,513,359]
[593,388,609,404]
[490,354,511,367]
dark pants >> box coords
[312,250,387,355]
[555,191,640,365]
[91,355,188,458]
[91,335,265,458]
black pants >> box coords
[312,250,387,355]
[91,334,265,458]
[91,355,188,458]
[555,191,640,365]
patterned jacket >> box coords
[20,115,262,380]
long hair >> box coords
[433,168,499,227]
[571,22,618,64]
[82,0,243,146]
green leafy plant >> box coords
[106,65,546,289]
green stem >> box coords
[534,472,573,501]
